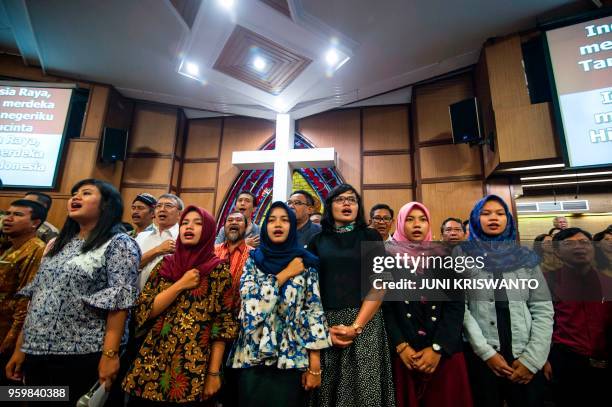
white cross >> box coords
[232,113,336,202]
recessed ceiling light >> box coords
[218,0,234,9]
[252,56,267,72]
[325,49,339,66]
[185,62,199,76]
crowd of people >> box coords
[0,179,610,407]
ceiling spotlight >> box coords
[252,56,267,72]
[325,49,339,66]
[218,0,234,9]
[185,62,199,77]
[178,60,206,83]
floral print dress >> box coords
[228,256,331,370]
[122,261,238,403]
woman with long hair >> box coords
[461,195,553,407]
[5,178,141,405]
[122,206,237,405]
[383,202,472,407]
[229,201,331,407]
[308,184,395,407]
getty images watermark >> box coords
[359,241,612,302]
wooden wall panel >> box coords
[363,154,412,185]
[172,160,181,189]
[421,180,484,240]
[216,117,275,212]
[419,144,481,179]
[518,214,612,241]
[82,85,110,139]
[496,104,558,163]
[58,140,99,194]
[362,106,410,151]
[486,177,514,211]
[485,36,531,109]
[128,104,178,154]
[362,188,414,235]
[123,158,172,185]
[414,74,474,143]
[180,192,216,215]
[517,191,612,214]
[297,109,361,191]
[121,187,167,222]
[185,119,222,159]
[181,163,218,189]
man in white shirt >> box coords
[135,193,184,289]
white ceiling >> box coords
[0,0,585,120]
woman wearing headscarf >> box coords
[461,195,553,407]
[122,206,238,405]
[308,184,395,407]
[383,202,472,407]
[229,201,331,407]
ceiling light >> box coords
[252,56,267,72]
[500,163,565,172]
[324,47,350,76]
[178,60,206,83]
[522,178,612,188]
[325,49,339,66]
[185,62,199,76]
[218,0,234,9]
[520,171,612,181]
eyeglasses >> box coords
[443,228,464,233]
[372,216,392,223]
[286,200,308,207]
[332,196,358,205]
[155,203,177,210]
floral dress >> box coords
[228,257,331,369]
[122,260,238,403]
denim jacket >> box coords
[462,263,554,373]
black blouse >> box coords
[383,265,465,356]
[308,226,384,310]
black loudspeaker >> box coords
[449,97,482,144]
[100,127,128,163]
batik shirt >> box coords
[122,261,238,403]
[0,237,45,351]
[228,257,332,370]
[19,233,140,355]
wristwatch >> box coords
[432,343,442,354]
[351,322,364,335]
[102,349,119,358]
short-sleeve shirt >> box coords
[19,233,141,355]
